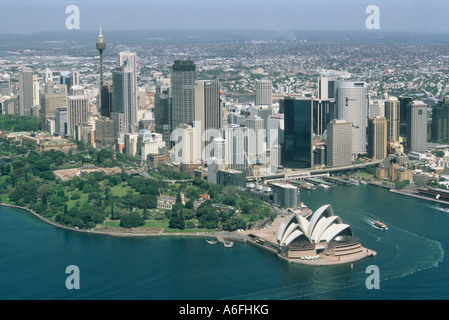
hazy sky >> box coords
[1,0,449,34]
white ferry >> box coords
[374,220,388,230]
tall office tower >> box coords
[154,84,172,147]
[112,51,138,134]
[171,60,196,130]
[0,73,11,96]
[406,100,427,153]
[71,70,80,87]
[317,76,336,101]
[18,68,35,116]
[39,91,67,132]
[67,95,89,137]
[250,104,272,130]
[95,117,115,149]
[244,115,265,163]
[317,76,337,121]
[223,126,250,173]
[270,144,281,174]
[335,81,367,155]
[431,97,449,142]
[96,27,106,110]
[33,79,40,107]
[326,119,353,167]
[255,78,273,106]
[100,82,113,118]
[281,97,313,169]
[43,68,53,83]
[195,80,222,160]
[60,71,72,92]
[55,107,68,135]
[399,95,415,136]
[368,117,387,160]
[368,98,385,118]
[312,99,332,136]
[384,96,400,141]
[267,114,284,151]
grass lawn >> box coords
[110,184,134,197]
[65,192,89,210]
[0,194,14,205]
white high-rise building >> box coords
[137,130,165,161]
[317,76,336,101]
[406,100,427,153]
[336,81,367,155]
[67,95,89,137]
[385,96,400,141]
[368,98,385,118]
[267,114,284,150]
[326,119,353,167]
[256,79,272,106]
[245,115,265,162]
[223,126,250,172]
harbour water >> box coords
[0,184,448,300]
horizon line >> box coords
[1,28,449,36]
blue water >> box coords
[0,185,447,300]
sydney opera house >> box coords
[247,204,376,265]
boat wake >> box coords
[428,205,449,213]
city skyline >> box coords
[1,0,449,35]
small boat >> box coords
[206,240,217,245]
[374,220,388,230]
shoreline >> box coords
[390,188,449,206]
[0,203,232,240]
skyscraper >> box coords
[255,78,272,106]
[18,68,35,116]
[154,84,172,147]
[223,126,250,173]
[399,95,415,136]
[368,117,387,160]
[406,100,427,153]
[95,117,115,149]
[112,52,138,134]
[317,76,336,101]
[281,97,313,169]
[67,95,89,137]
[39,91,67,132]
[244,115,265,163]
[100,82,113,118]
[326,119,353,167]
[171,60,196,130]
[312,99,333,136]
[335,81,367,155]
[55,108,68,136]
[384,96,400,142]
[195,80,221,160]
[431,97,449,142]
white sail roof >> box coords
[277,204,352,247]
